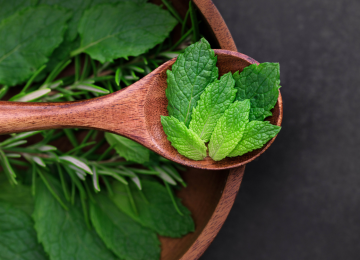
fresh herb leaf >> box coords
[166,38,218,126]
[38,0,92,43]
[0,173,34,216]
[228,121,281,157]
[33,177,118,260]
[161,116,207,160]
[105,133,150,163]
[72,2,177,62]
[112,179,195,237]
[0,202,48,260]
[90,193,160,260]
[233,62,280,121]
[0,0,35,22]
[189,72,237,142]
[0,6,71,86]
[209,100,250,161]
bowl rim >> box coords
[178,0,283,259]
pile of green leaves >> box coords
[0,0,201,259]
[161,38,282,161]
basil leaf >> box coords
[33,177,118,260]
[0,6,71,86]
[90,193,160,260]
[73,2,177,62]
[0,202,47,260]
[112,179,195,237]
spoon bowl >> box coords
[0,49,282,170]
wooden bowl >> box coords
[155,0,283,259]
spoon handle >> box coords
[0,85,151,146]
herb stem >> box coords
[161,0,184,24]
[125,184,138,215]
[189,1,199,42]
[164,181,183,216]
[37,168,68,210]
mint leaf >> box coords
[228,121,281,157]
[33,177,117,260]
[0,173,34,216]
[36,0,92,73]
[112,179,195,237]
[0,202,47,260]
[0,0,35,21]
[73,3,177,62]
[189,72,237,142]
[166,38,218,126]
[234,62,280,121]
[105,132,150,163]
[209,100,250,161]
[90,193,160,260]
[0,6,70,86]
[38,0,92,43]
[161,116,207,161]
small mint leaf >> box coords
[209,100,250,161]
[189,72,237,142]
[161,116,207,160]
[166,38,218,126]
[228,121,281,157]
[234,62,280,121]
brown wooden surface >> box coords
[0,50,282,171]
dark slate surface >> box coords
[202,0,360,259]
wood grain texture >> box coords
[0,50,282,171]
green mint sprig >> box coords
[162,38,282,161]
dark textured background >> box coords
[202,0,360,259]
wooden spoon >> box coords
[0,49,282,170]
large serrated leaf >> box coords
[189,72,237,142]
[209,100,250,161]
[73,2,177,62]
[111,179,195,237]
[0,6,71,86]
[90,193,160,260]
[161,116,207,160]
[33,177,118,260]
[166,38,218,126]
[0,202,48,260]
[234,62,280,121]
